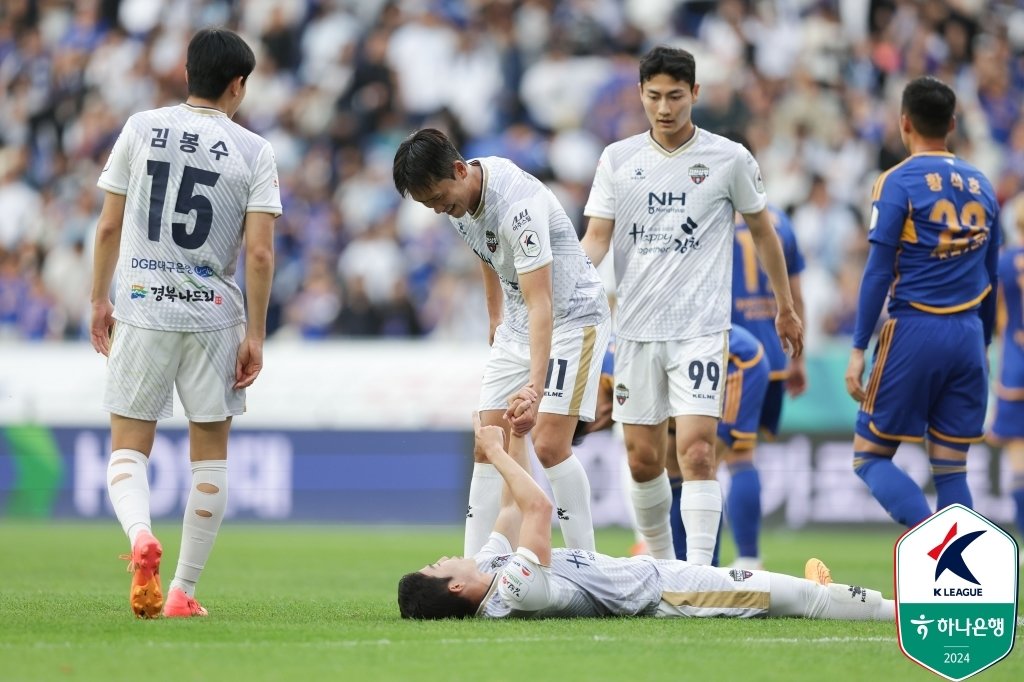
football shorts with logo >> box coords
[611,331,729,424]
[857,310,987,450]
[479,318,612,420]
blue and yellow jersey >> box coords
[732,205,805,377]
[997,246,1024,397]
[869,152,999,314]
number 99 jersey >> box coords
[98,103,282,332]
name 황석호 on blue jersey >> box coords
[869,152,999,315]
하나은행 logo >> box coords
[895,504,1018,681]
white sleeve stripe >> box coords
[97,181,128,195]
[517,258,553,274]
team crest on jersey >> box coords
[615,383,629,405]
[688,163,710,184]
[485,230,499,253]
[130,284,146,299]
[490,554,512,570]
[729,569,753,582]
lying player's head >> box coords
[397,557,480,619]
[186,28,256,102]
[901,76,956,140]
[639,46,696,90]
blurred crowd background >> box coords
[1,0,1023,349]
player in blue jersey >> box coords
[724,130,807,568]
[846,77,1000,527]
[989,211,1024,547]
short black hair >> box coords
[392,128,465,198]
[639,46,696,89]
[397,571,477,620]
[186,28,256,99]
[901,76,956,139]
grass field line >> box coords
[3,634,904,651]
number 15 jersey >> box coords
[98,103,282,332]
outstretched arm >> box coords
[474,411,552,565]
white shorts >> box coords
[655,561,770,618]
[103,321,246,422]
[479,318,612,421]
[611,331,728,425]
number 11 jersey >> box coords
[98,103,282,332]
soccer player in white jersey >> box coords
[393,129,612,555]
[90,28,280,619]
[396,408,893,622]
[580,46,803,565]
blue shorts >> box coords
[990,395,1024,442]
[856,312,988,451]
[718,349,771,450]
[758,380,785,437]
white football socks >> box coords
[170,460,228,598]
[680,480,722,565]
[544,455,595,552]
[629,471,674,559]
[464,462,503,557]
[767,573,895,621]
[106,449,152,546]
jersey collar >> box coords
[647,126,700,157]
[179,102,227,117]
[469,159,488,220]
[475,573,500,617]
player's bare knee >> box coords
[679,440,716,479]
[626,443,664,482]
[532,437,566,468]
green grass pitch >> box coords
[0,522,1019,682]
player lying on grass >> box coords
[397,406,895,621]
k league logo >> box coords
[895,504,1019,681]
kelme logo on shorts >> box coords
[614,383,629,405]
[895,504,1018,680]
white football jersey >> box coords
[473,533,770,620]
[584,128,767,342]
[98,103,282,332]
[450,157,609,343]
[474,534,662,618]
